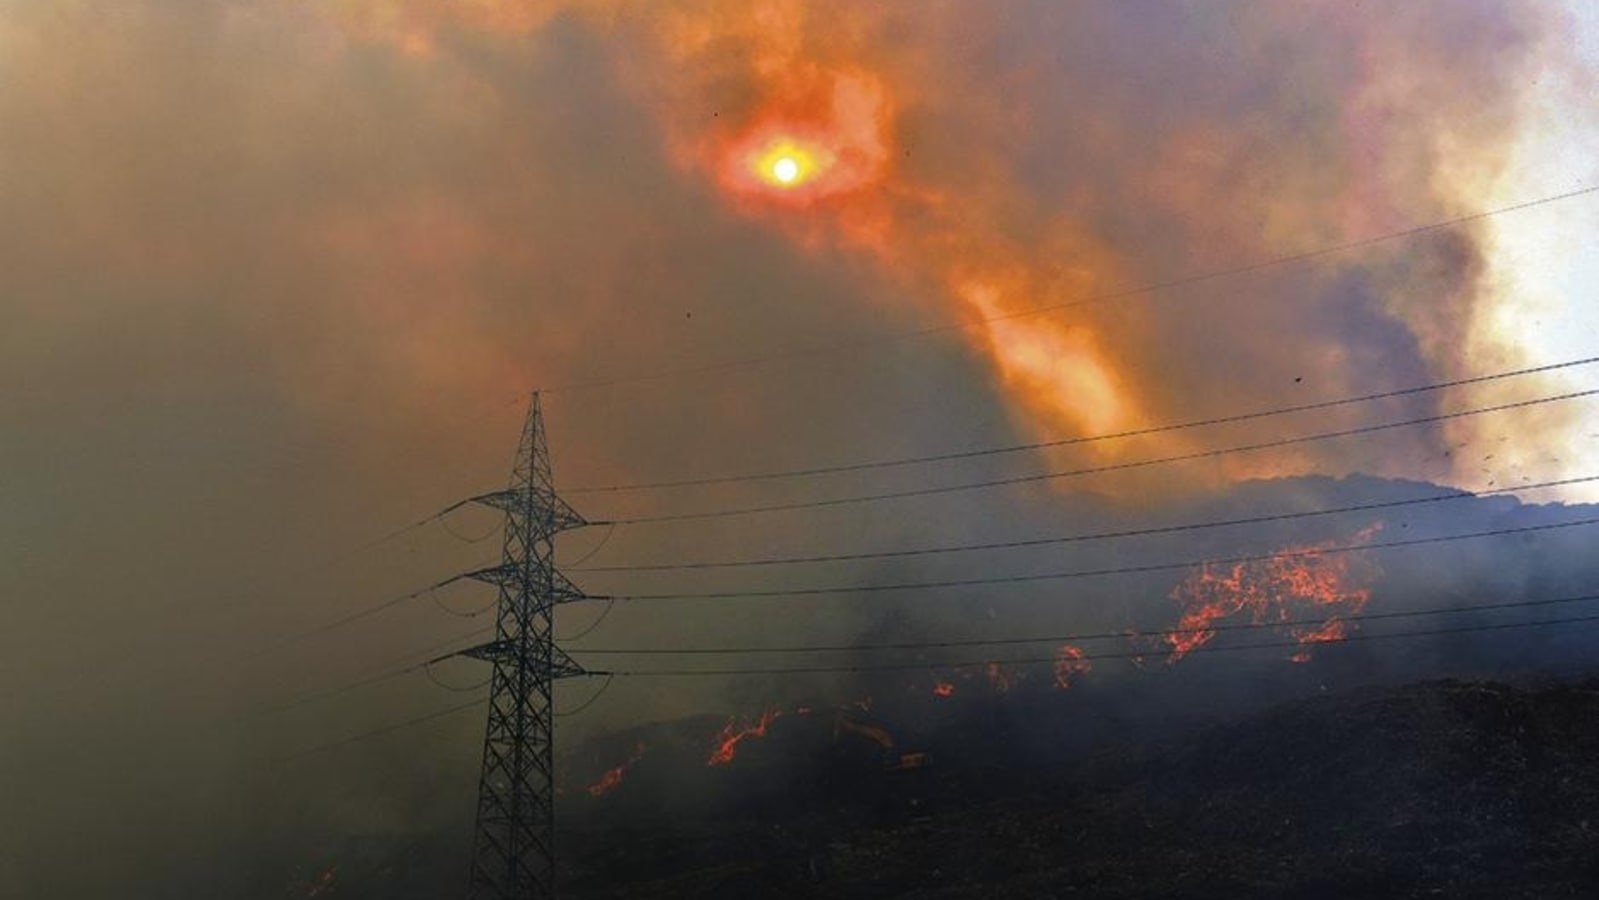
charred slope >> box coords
[565,678,1599,899]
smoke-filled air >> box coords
[2,1,1598,898]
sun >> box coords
[749,138,820,190]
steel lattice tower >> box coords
[450,393,595,900]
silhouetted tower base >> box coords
[453,393,594,900]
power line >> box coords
[562,522,619,567]
[557,597,619,642]
[540,184,1599,395]
[240,381,1595,691]
[272,697,486,763]
[244,579,454,661]
[567,355,1599,494]
[251,365,1594,654]
[251,474,1594,665]
[257,579,1596,711]
[236,353,1597,682]
[576,474,1599,572]
[257,598,623,716]
[263,532,1598,714]
[555,673,617,718]
[573,591,1599,656]
[255,622,494,715]
[612,515,1599,601]
[252,525,619,655]
[422,663,493,693]
[610,388,1598,524]
[273,596,1599,759]
[603,608,1599,677]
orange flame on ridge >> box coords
[1165,523,1384,663]
[707,708,782,767]
[305,865,336,898]
[1052,644,1091,689]
[587,743,647,797]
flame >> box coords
[587,743,647,797]
[932,680,955,697]
[1052,643,1091,689]
[305,866,336,898]
[985,662,1015,694]
[707,708,782,766]
[1165,523,1385,663]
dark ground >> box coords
[560,678,1599,899]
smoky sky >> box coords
[1,1,1596,897]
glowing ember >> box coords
[985,662,1015,694]
[932,680,955,697]
[1166,523,1384,663]
[587,743,646,797]
[1052,644,1091,689]
[305,866,336,898]
[707,708,782,766]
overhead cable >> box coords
[610,388,1598,524]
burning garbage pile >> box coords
[1163,522,1385,663]
[575,523,1394,804]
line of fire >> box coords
[572,525,1384,800]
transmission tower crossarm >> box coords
[442,561,600,604]
[452,639,591,680]
[466,486,589,533]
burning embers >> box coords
[926,652,1092,698]
[689,527,1382,780]
[1052,644,1091,688]
[587,743,647,798]
[1165,523,1384,663]
[985,662,1015,694]
[302,866,336,898]
[707,708,783,766]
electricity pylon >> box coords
[448,392,599,899]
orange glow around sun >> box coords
[713,70,891,207]
[723,128,840,203]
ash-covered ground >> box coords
[551,675,1599,899]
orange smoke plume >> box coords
[320,2,1561,494]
